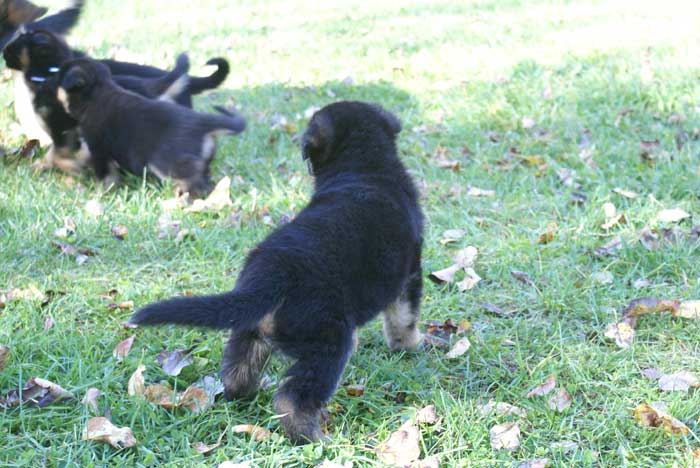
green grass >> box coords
[2,0,700,466]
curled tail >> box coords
[130,289,278,330]
[187,58,229,95]
[157,53,191,102]
[30,0,84,35]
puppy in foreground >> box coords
[57,58,245,195]
[130,101,424,444]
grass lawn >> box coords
[2,0,700,466]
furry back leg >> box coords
[221,330,272,400]
[383,254,423,351]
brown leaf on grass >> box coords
[51,241,97,265]
[454,246,478,268]
[601,202,626,229]
[456,268,481,291]
[2,377,73,408]
[424,319,461,348]
[613,187,639,199]
[519,460,549,468]
[113,336,135,361]
[232,424,272,442]
[54,217,76,238]
[82,417,138,448]
[128,365,146,397]
[157,348,194,376]
[604,322,635,349]
[144,383,212,413]
[178,386,210,414]
[0,346,8,372]
[192,427,226,455]
[511,270,535,287]
[538,222,558,244]
[428,265,461,284]
[640,139,660,163]
[548,388,572,412]
[518,154,545,167]
[186,177,233,212]
[527,375,556,398]
[633,403,689,435]
[376,420,421,466]
[675,301,700,319]
[346,384,365,397]
[416,405,438,425]
[107,301,134,311]
[478,400,526,418]
[658,372,700,392]
[657,208,690,224]
[641,368,662,379]
[82,388,102,414]
[16,139,40,159]
[622,297,680,320]
[489,422,521,451]
[445,337,471,358]
[439,229,466,245]
[144,383,178,407]
[432,146,461,172]
[111,225,128,240]
[594,236,623,257]
[194,374,225,402]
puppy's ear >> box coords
[7,0,48,25]
[60,66,88,92]
[302,111,334,164]
[2,35,27,70]
[371,104,402,136]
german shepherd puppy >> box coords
[4,30,191,173]
[57,58,245,195]
[130,102,424,444]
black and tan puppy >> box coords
[4,30,191,173]
[129,101,424,444]
[57,58,245,195]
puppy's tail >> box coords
[201,106,246,135]
[157,53,191,103]
[30,0,84,35]
[187,58,230,95]
[129,289,278,330]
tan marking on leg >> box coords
[383,298,421,351]
[57,88,70,113]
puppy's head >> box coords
[3,29,70,79]
[57,58,110,115]
[1,0,47,36]
[302,101,402,175]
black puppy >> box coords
[129,101,424,444]
[58,58,245,195]
[0,0,81,50]
[4,30,191,173]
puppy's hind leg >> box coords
[221,329,272,400]
[383,258,423,351]
[274,325,354,444]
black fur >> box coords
[57,58,245,195]
[3,30,191,172]
[130,101,424,444]
[0,0,81,50]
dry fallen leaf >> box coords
[519,459,549,468]
[0,346,8,372]
[675,301,700,319]
[439,229,466,245]
[113,336,135,361]
[656,208,690,224]
[454,246,478,268]
[428,265,461,284]
[144,383,178,408]
[548,388,572,412]
[346,384,365,397]
[527,375,556,398]
[232,424,272,442]
[466,186,495,198]
[550,441,578,453]
[658,371,700,392]
[594,236,623,257]
[82,417,138,448]
[445,337,471,358]
[128,364,146,397]
[179,386,211,414]
[143,382,213,413]
[192,427,227,455]
[187,177,233,212]
[107,301,134,311]
[633,403,689,435]
[641,368,662,379]
[424,319,461,348]
[613,188,638,199]
[54,217,76,238]
[511,270,535,287]
[82,388,102,414]
[157,348,194,376]
[7,285,45,302]
[2,377,74,408]
[376,420,421,466]
[604,322,635,349]
[456,268,481,291]
[85,200,104,218]
[416,405,438,425]
[478,400,526,418]
[489,422,521,451]
[623,297,680,320]
[111,225,128,240]
[538,222,558,244]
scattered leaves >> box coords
[376,420,421,466]
[489,422,521,451]
[439,229,466,245]
[186,177,233,212]
[658,371,700,392]
[2,377,73,408]
[192,428,226,455]
[157,348,194,376]
[478,400,527,418]
[445,337,471,358]
[232,424,272,442]
[424,319,466,348]
[633,403,689,435]
[604,322,635,349]
[82,417,138,448]
[548,388,572,412]
[128,364,146,397]
[113,336,135,361]
[143,382,213,414]
[527,375,556,398]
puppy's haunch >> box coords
[130,101,424,444]
[57,58,245,195]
